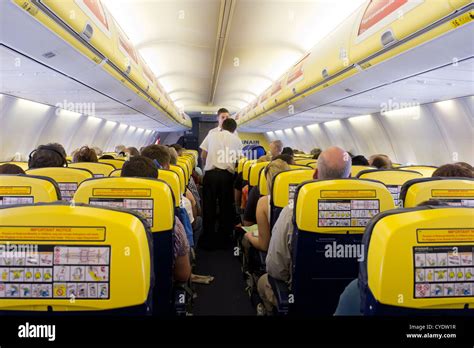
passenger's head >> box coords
[72,146,98,163]
[351,155,369,166]
[455,162,473,172]
[371,155,392,169]
[310,148,322,159]
[222,118,237,133]
[168,146,178,165]
[170,144,184,156]
[0,164,25,174]
[264,159,291,194]
[432,164,473,178]
[217,107,230,127]
[125,147,140,157]
[141,144,171,169]
[272,154,295,165]
[48,143,67,157]
[281,147,294,156]
[114,144,126,154]
[92,146,103,157]
[269,140,283,157]
[28,144,67,169]
[121,156,157,179]
[99,154,115,160]
[417,199,450,207]
[315,146,351,180]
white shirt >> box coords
[200,126,238,152]
[200,129,243,173]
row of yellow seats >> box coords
[267,177,473,315]
[0,175,177,314]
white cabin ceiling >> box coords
[102,0,366,113]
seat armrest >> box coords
[267,275,290,314]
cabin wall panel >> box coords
[262,96,473,165]
[0,94,156,160]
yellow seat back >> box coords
[399,165,437,177]
[400,177,474,208]
[69,162,115,178]
[249,161,270,187]
[0,175,60,204]
[0,203,152,312]
[294,159,317,166]
[272,169,314,209]
[26,168,93,202]
[237,157,248,174]
[178,157,192,176]
[98,159,125,169]
[362,207,474,314]
[0,162,29,171]
[242,160,257,181]
[169,164,186,194]
[105,170,182,208]
[74,177,174,233]
[351,166,375,177]
[295,179,396,233]
[357,169,423,206]
[259,164,312,196]
[175,161,189,185]
[109,169,121,177]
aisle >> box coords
[192,245,255,316]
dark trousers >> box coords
[201,169,235,246]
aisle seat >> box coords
[357,169,423,206]
[270,179,395,315]
[249,162,270,188]
[69,162,115,178]
[360,206,474,315]
[294,159,317,166]
[74,177,175,315]
[0,203,153,314]
[26,168,93,202]
[242,160,257,182]
[237,157,248,174]
[400,177,474,207]
[169,164,186,194]
[105,169,181,208]
[0,174,61,204]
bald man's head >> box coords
[316,146,351,180]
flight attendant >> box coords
[199,117,242,250]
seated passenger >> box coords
[168,147,179,165]
[142,144,196,246]
[0,163,25,174]
[258,146,351,314]
[272,154,295,165]
[28,144,67,169]
[455,162,473,172]
[99,154,115,160]
[125,147,140,157]
[432,164,473,178]
[369,154,392,169]
[281,147,294,157]
[92,146,103,158]
[310,148,322,159]
[261,140,283,161]
[351,155,369,166]
[170,144,185,156]
[114,144,126,157]
[243,159,291,252]
[72,146,98,163]
[121,156,191,282]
